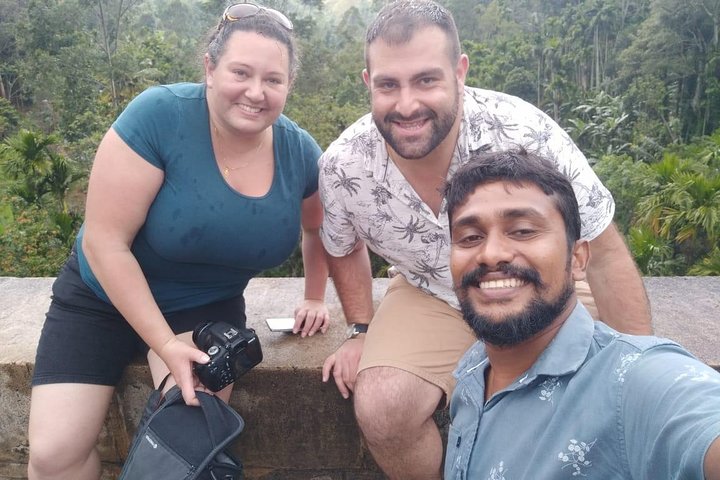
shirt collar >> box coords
[529,302,595,378]
[455,302,596,382]
[357,114,394,183]
[458,85,487,155]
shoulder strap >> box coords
[196,392,244,447]
[147,380,244,449]
[158,386,243,446]
[160,384,185,406]
[156,373,173,392]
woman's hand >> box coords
[293,299,330,337]
[158,337,211,406]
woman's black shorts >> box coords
[31,249,246,387]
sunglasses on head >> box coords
[218,2,294,31]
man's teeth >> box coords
[397,121,424,129]
[479,278,526,289]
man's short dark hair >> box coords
[444,149,582,248]
[364,0,461,69]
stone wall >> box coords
[1,276,719,479]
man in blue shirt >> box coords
[444,149,720,479]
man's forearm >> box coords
[328,243,374,325]
[587,223,652,334]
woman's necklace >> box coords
[213,123,267,178]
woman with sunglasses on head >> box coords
[27,4,328,479]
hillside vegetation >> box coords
[1,0,718,276]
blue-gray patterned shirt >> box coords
[445,304,720,479]
[319,87,614,309]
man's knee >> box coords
[355,368,403,418]
[354,367,442,441]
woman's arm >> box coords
[82,128,208,405]
[293,190,330,336]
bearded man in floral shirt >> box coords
[318,2,653,479]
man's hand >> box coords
[294,299,330,337]
[158,337,210,406]
[322,337,365,399]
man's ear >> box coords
[456,54,469,87]
[362,68,370,88]
[571,240,590,281]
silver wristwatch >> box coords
[346,323,369,339]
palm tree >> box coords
[0,129,84,210]
[42,153,85,213]
[1,129,57,179]
[0,129,57,204]
[689,247,720,275]
[627,225,678,275]
[635,153,720,271]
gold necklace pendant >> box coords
[222,161,252,177]
[215,126,268,178]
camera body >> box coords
[192,321,263,392]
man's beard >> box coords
[373,88,460,160]
[457,264,574,347]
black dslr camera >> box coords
[192,321,263,392]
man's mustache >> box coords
[384,108,437,124]
[460,263,543,290]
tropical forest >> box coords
[1,0,719,277]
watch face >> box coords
[346,323,368,339]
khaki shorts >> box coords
[358,275,597,404]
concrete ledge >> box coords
[1,276,719,479]
[0,277,393,480]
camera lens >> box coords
[192,322,212,346]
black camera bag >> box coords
[119,376,244,480]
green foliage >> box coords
[0,129,86,208]
[596,129,720,276]
[689,247,720,276]
[0,129,83,276]
[627,226,679,276]
[285,93,368,149]
[0,98,21,140]
[593,154,651,233]
[0,197,76,276]
[565,91,632,161]
[636,170,720,258]
[617,0,720,141]
[464,39,537,102]
[1,129,58,204]
[0,200,12,227]
[2,0,720,277]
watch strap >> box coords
[346,323,369,339]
